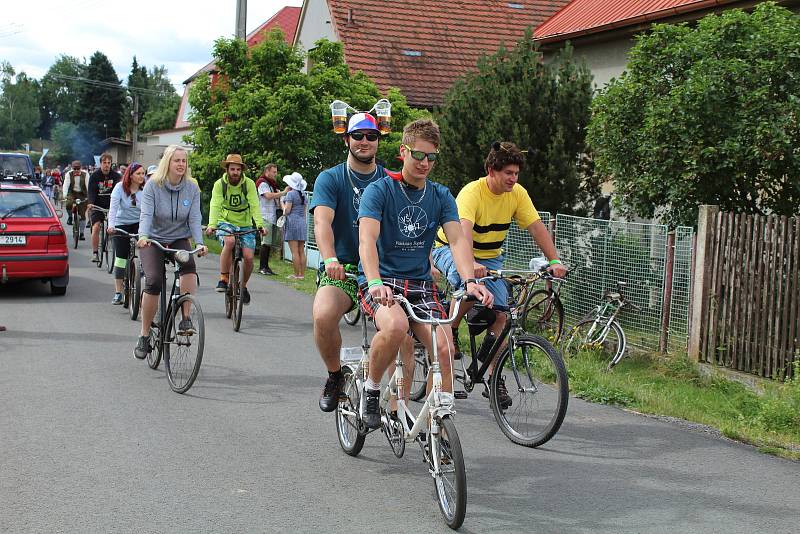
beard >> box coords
[349,145,375,164]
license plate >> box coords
[0,235,25,245]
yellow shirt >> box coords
[436,177,540,259]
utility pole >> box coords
[131,93,139,164]
[235,0,247,40]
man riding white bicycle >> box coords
[432,141,567,407]
[358,118,493,429]
[205,154,264,305]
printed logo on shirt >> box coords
[183,199,190,207]
[352,188,363,211]
[230,193,242,207]
[398,206,428,239]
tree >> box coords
[588,2,800,227]
[436,30,596,215]
[79,51,124,143]
[38,55,87,139]
[124,58,181,135]
[0,63,41,149]
[187,31,426,194]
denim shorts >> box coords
[431,245,509,311]
[216,221,256,250]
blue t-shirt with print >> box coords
[358,176,459,280]
[309,162,388,265]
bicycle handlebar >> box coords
[111,228,140,239]
[482,269,567,285]
[144,239,204,264]
[394,291,468,326]
[214,227,261,236]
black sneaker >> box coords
[319,371,345,412]
[177,318,195,335]
[263,268,276,276]
[363,388,381,429]
[79,233,85,240]
[483,375,513,408]
[215,280,228,293]
[242,287,251,305]
[134,335,150,359]
[66,216,73,225]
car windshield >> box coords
[0,155,32,177]
[0,191,51,219]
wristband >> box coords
[549,259,563,266]
[367,278,383,288]
[324,257,339,266]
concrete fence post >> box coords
[688,205,719,360]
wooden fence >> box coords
[689,206,800,379]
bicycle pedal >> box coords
[453,390,468,400]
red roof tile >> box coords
[535,0,737,43]
[327,1,570,108]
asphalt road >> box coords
[1,240,798,533]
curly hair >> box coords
[402,119,441,148]
[485,141,525,173]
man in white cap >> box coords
[205,154,264,305]
[310,112,396,412]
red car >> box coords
[0,171,69,295]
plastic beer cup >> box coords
[374,99,391,135]
[330,100,348,134]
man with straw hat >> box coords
[206,154,264,305]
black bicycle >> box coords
[141,240,205,394]
[217,228,259,332]
[520,257,568,344]
[90,205,112,270]
[70,198,86,249]
[112,228,143,321]
[418,269,569,448]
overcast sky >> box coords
[1,0,302,93]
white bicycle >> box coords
[335,285,471,530]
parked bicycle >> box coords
[216,227,260,332]
[520,256,568,344]
[562,281,641,370]
[336,283,472,529]
[141,240,205,394]
[70,198,86,249]
[112,228,143,321]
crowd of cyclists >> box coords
[56,108,567,412]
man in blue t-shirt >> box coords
[357,118,493,429]
[310,112,391,412]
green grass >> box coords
[562,347,800,460]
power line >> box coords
[50,73,174,97]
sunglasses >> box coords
[402,144,439,162]
[349,131,379,142]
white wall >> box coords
[295,0,338,72]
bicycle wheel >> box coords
[232,259,244,332]
[106,237,114,274]
[343,307,360,326]
[430,415,467,530]
[522,289,565,344]
[164,294,205,393]
[409,342,428,402]
[563,318,625,368]
[129,259,142,320]
[146,325,162,370]
[490,334,568,448]
[123,258,133,309]
[335,367,366,456]
[97,228,106,269]
[72,217,79,249]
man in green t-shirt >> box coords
[205,154,264,305]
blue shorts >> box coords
[431,245,509,311]
[216,222,257,250]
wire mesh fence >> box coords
[555,214,694,352]
[501,212,551,269]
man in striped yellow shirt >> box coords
[432,141,566,406]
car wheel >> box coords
[50,281,67,295]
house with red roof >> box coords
[172,6,302,131]
[534,0,800,89]
[293,0,571,108]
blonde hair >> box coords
[152,145,197,187]
[402,119,441,148]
